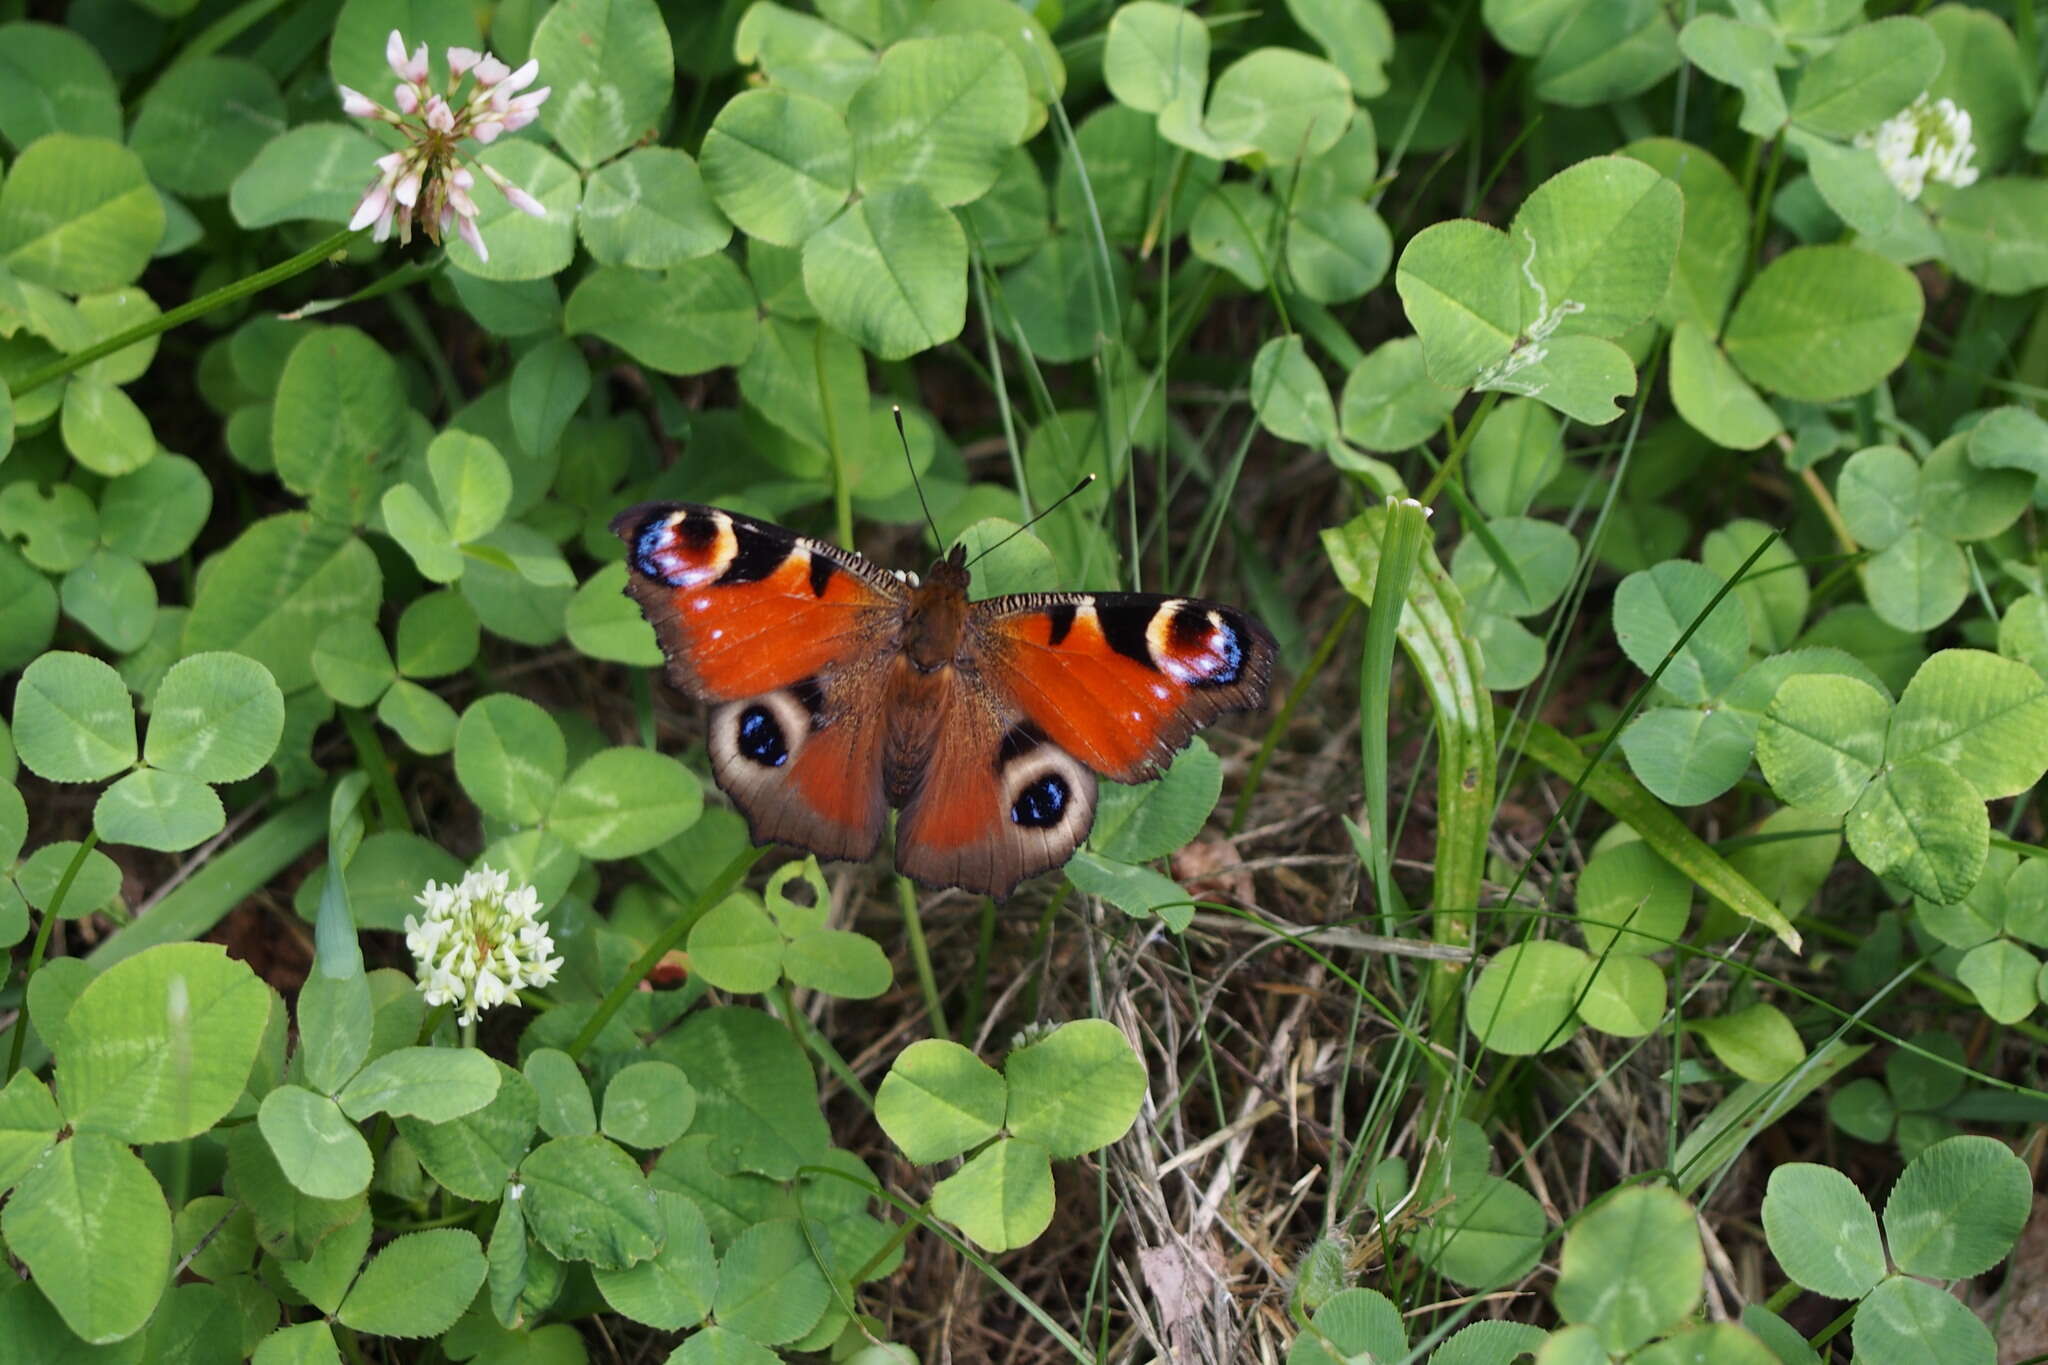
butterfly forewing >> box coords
[968,591,1276,783]
[611,502,904,703]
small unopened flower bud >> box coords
[497,58,541,97]
[385,30,429,85]
[348,182,390,232]
[482,163,546,217]
[337,85,382,119]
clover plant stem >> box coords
[170,0,290,68]
[1418,389,1499,508]
[770,980,870,1109]
[1809,1301,1858,1351]
[845,1199,917,1285]
[1023,882,1072,1022]
[1795,461,1859,556]
[1748,136,1788,277]
[1230,597,1359,833]
[339,706,409,831]
[13,227,359,398]
[896,876,948,1041]
[566,845,764,1061]
[5,831,100,1080]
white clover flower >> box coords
[403,864,565,1027]
[1856,93,1981,202]
[339,29,552,260]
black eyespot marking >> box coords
[789,676,826,725]
[736,706,789,767]
[1168,601,1214,647]
[1011,772,1068,828]
[721,522,788,584]
[675,511,720,550]
[1045,602,1077,647]
[807,552,836,597]
[996,722,1046,769]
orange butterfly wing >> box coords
[612,502,903,702]
[970,592,1276,783]
[614,503,901,861]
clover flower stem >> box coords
[564,845,767,1061]
[5,831,101,1080]
[13,226,359,398]
[1795,459,1859,558]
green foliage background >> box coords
[0,0,2045,1362]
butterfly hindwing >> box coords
[892,682,1098,899]
[971,592,1276,783]
[707,678,890,864]
[612,502,904,703]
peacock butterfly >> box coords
[612,501,1275,897]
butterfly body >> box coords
[614,502,1274,897]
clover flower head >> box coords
[339,29,553,261]
[403,864,564,1027]
[1856,93,1980,202]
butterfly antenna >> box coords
[893,406,943,552]
[965,474,1097,568]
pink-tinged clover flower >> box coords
[339,29,552,262]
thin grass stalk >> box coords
[567,845,765,1060]
[1358,504,1423,930]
